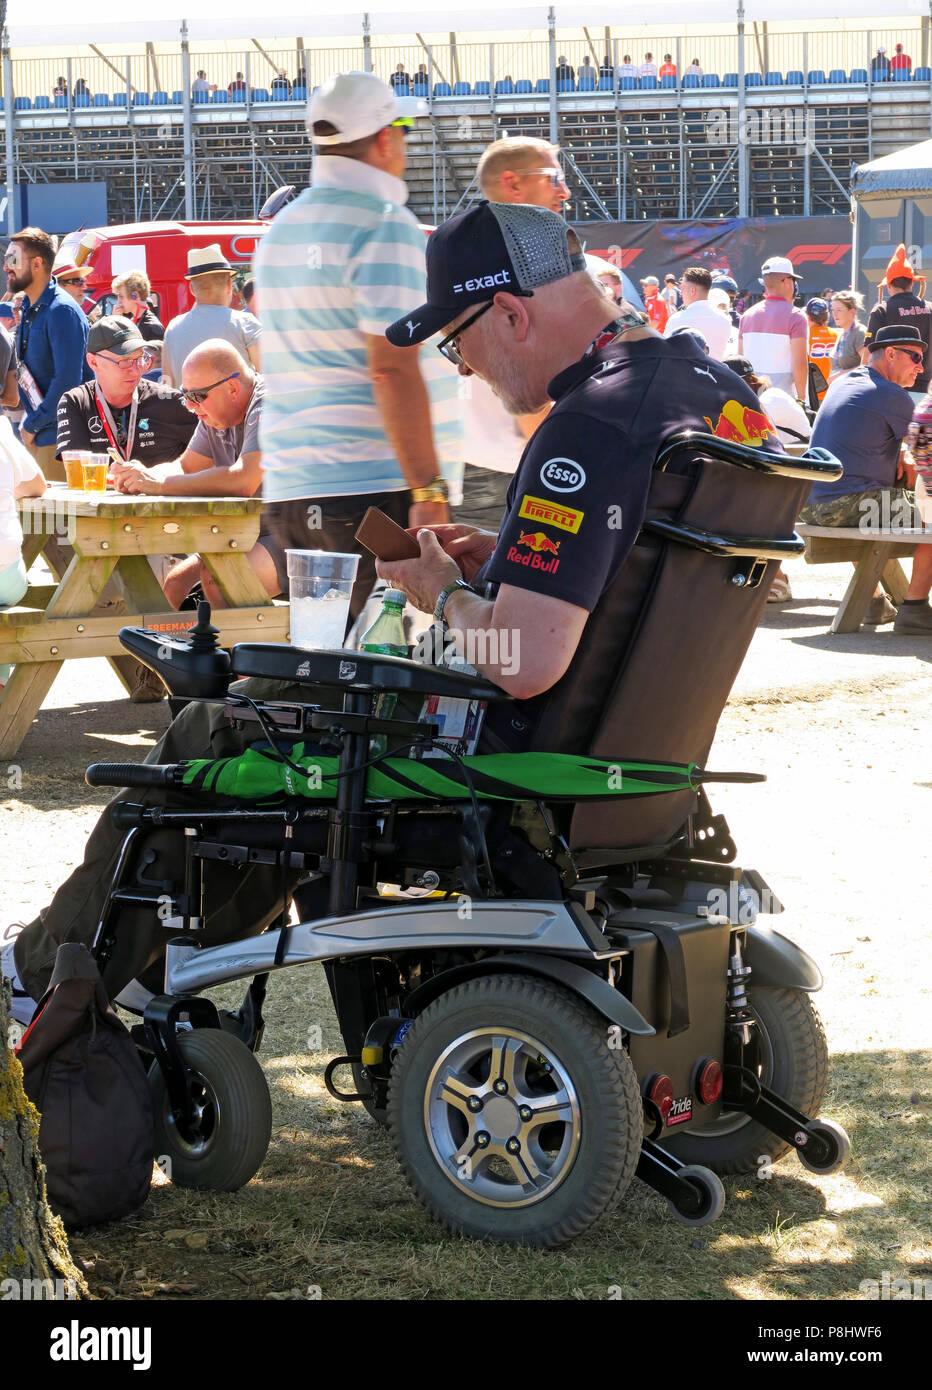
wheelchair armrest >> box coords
[230,644,512,703]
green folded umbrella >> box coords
[175,743,702,804]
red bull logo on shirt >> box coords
[702,399,778,446]
[507,530,562,573]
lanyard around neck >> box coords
[94,384,139,461]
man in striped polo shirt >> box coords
[254,71,461,623]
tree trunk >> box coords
[0,982,88,1297]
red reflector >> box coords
[698,1059,723,1105]
[648,1073,675,1121]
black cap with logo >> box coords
[385,201,586,346]
[87,315,154,356]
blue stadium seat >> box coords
[807,70,826,84]
[660,74,677,89]
[113,93,127,106]
[13,96,31,109]
[34,95,50,109]
[433,81,453,96]
[765,72,783,86]
[172,90,183,103]
[745,72,763,87]
[702,73,720,87]
[723,73,738,87]
[210,90,227,102]
[73,93,91,106]
[152,91,168,105]
[619,76,637,90]
[93,92,110,106]
[640,75,658,90]
[412,82,429,97]
[194,89,210,103]
[54,93,68,108]
[494,79,514,94]
[682,74,700,88]
[870,67,888,81]
[598,75,615,91]
[535,78,550,93]
[785,69,804,84]
[849,69,868,83]
[556,78,576,92]
[271,87,290,101]
[892,68,911,82]
[578,74,596,90]
[454,81,472,95]
[133,92,149,106]
[292,86,307,100]
[250,88,270,102]
[828,69,847,84]
[474,81,490,95]
[514,79,532,94]
[915,66,931,81]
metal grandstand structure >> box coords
[2,8,931,228]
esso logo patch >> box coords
[540,458,586,493]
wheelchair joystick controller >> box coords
[187,600,221,654]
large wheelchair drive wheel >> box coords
[149,1029,272,1190]
[663,986,828,1176]
[387,975,642,1246]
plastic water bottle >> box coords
[361,588,408,754]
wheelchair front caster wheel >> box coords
[149,1029,272,1190]
[797,1118,851,1176]
[667,1165,726,1227]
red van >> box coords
[55,218,269,323]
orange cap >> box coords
[883,244,917,285]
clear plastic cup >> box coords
[286,550,360,650]
[62,449,91,490]
[82,453,109,493]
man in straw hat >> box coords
[161,243,261,387]
[862,244,932,395]
[52,260,97,318]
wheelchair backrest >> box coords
[531,433,838,853]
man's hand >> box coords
[376,528,461,613]
[408,523,497,582]
[111,459,164,495]
[21,429,34,448]
[408,499,450,530]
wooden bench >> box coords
[796,524,932,633]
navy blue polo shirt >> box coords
[472,332,782,748]
[808,366,914,503]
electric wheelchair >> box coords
[84,432,851,1247]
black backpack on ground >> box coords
[16,943,153,1228]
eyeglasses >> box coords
[436,292,533,368]
[893,347,924,365]
[522,167,569,189]
[58,277,85,287]
[96,350,151,370]
[181,371,240,405]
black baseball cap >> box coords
[385,201,586,346]
[87,315,153,356]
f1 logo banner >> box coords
[577,215,851,297]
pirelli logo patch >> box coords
[517,494,584,533]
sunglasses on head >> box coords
[181,371,240,405]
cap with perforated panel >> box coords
[384,201,586,346]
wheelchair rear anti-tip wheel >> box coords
[387,974,643,1246]
[661,986,831,1176]
[148,1029,272,1190]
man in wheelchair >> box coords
[5,203,850,1245]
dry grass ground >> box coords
[3,564,931,1301]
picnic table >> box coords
[0,487,289,759]
[797,523,932,633]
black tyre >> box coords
[797,1118,851,1176]
[667,1165,726,1227]
[387,975,643,1246]
[663,987,829,1175]
[149,1028,272,1190]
